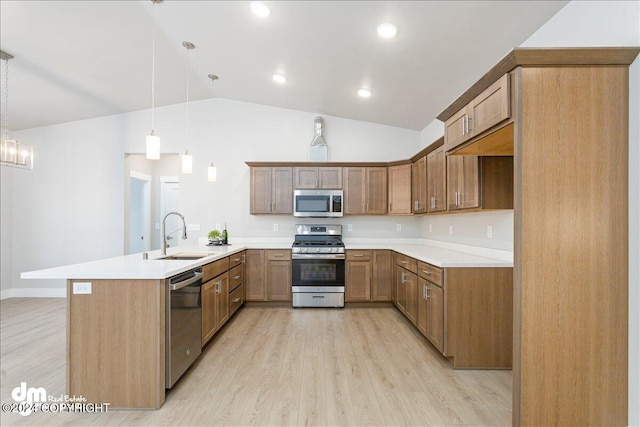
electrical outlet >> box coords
[428,224,433,233]
[347,224,353,232]
[396,224,402,232]
[273,224,279,232]
[449,225,453,235]
[73,282,92,295]
[487,225,493,238]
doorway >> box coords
[129,173,151,254]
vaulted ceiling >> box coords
[0,1,568,131]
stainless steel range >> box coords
[291,224,345,308]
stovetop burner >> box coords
[292,224,345,254]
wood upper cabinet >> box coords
[250,167,293,214]
[294,167,342,189]
[444,74,511,152]
[427,146,446,213]
[371,250,392,301]
[343,167,387,215]
[412,156,427,213]
[447,155,513,211]
[345,250,371,302]
[447,155,480,210]
[266,250,291,301]
[388,164,412,215]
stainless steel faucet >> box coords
[162,212,188,255]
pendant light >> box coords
[145,0,161,160]
[181,41,195,174]
[207,73,218,182]
[0,50,33,169]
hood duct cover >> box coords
[310,116,328,162]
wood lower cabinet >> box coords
[250,167,293,214]
[427,146,446,213]
[395,265,407,312]
[202,271,229,345]
[246,249,292,302]
[388,163,412,215]
[344,167,388,214]
[371,250,392,301]
[424,281,444,353]
[346,250,371,302]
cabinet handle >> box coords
[431,196,435,209]
[232,298,241,303]
[423,284,426,299]
[425,285,430,299]
[274,253,284,257]
[215,281,222,293]
[352,254,364,257]
[233,258,241,263]
[242,253,246,263]
[367,202,369,212]
[401,272,406,283]
[232,275,240,280]
[467,116,473,132]
[422,270,431,275]
[401,260,408,265]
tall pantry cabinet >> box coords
[437,47,639,426]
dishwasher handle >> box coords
[170,271,203,291]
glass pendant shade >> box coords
[208,163,217,182]
[182,150,193,174]
[146,132,160,160]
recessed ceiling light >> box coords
[357,88,372,98]
[273,73,286,84]
[377,23,398,38]
[251,1,271,17]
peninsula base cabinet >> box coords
[345,249,392,302]
[393,252,512,369]
[245,249,292,302]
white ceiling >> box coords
[0,0,569,131]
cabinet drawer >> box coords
[229,264,243,291]
[229,252,243,268]
[229,284,244,317]
[395,253,417,273]
[203,257,229,283]
[346,250,371,261]
[417,261,443,286]
[266,249,291,261]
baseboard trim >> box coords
[1,288,66,300]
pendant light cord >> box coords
[150,1,156,131]
[185,47,190,145]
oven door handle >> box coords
[169,271,203,291]
[291,254,346,260]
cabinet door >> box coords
[469,74,510,138]
[412,157,427,213]
[202,280,216,345]
[447,155,480,210]
[266,260,292,301]
[371,250,392,301]
[388,164,412,215]
[366,167,388,214]
[426,282,445,354]
[294,167,319,189]
[271,167,293,214]
[405,271,418,325]
[444,107,469,152]
[417,278,428,336]
[250,167,272,214]
[345,261,371,301]
[395,265,407,312]
[427,146,446,213]
[318,167,342,189]
[343,167,366,214]
[214,273,229,331]
[245,250,265,301]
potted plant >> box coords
[208,230,222,245]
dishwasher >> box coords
[165,267,203,389]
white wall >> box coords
[3,98,420,295]
[519,0,640,423]
[1,167,13,298]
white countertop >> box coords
[21,239,512,280]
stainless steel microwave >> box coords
[293,189,343,217]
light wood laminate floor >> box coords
[0,298,511,426]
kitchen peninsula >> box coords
[22,241,512,409]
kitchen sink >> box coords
[155,253,209,260]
